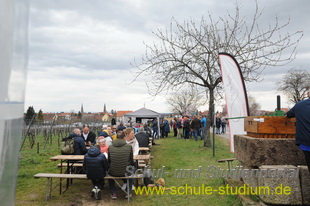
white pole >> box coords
[157,117,160,139]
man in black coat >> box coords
[81,126,96,145]
[84,146,109,200]
[215,116,222,134]
[183,116,190,140]
[190,116,201,141]
[135,127,150,148]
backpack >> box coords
[61,137,75,155]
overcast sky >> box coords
[25,0,310,114]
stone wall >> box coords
[234,135,309,205]
[234,135,306,167]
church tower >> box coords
[103,103,107,113]
[81,104,84,114]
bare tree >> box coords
[221,104,227,117]
[277,68,310,104]
[166,86,206,115]
[221,94,261,116]
[133,1,303,147]
[248,95,261,116]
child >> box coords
[84,146,109,200]
[97,136,109,156]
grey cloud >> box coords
[26,0,310,112]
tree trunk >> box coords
[203,89,214,147]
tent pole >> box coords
[157,117,160,139]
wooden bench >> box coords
[139,147,150,152]
[139,147,151,155]
[57,163,83,168]
[137,160,147,168]
[34,173,143,202]
[217,158,237,170]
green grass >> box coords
[16,133,242,206]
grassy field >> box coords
[16,133,242,206]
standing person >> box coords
[215,115,222,134]
[190,116,201,141]
[172,118,178,137]
[176,117,182,139]
[134,122,140,133]
[200,115,207,140]
[163,119,170,138]
[183,116,190,140]
[84,146,109,200]
[82,125,96,145]
[188,117,193,139]
[160,120,164,138]
[111,118,116,126]
[152,119,159,139]
[108,131,135,199]
[286,89,310,172]
[221,118,227,134]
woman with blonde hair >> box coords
[124,128,139,155]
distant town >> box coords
[24,102,288,127]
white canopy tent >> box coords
[124,107,162,138]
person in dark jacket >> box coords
[144,123,152,137]
[117,122,126,132]
[183,116,190,140]
[84,146,109,200]
[108,131,135,199]
[215,115,222,134]
[135,127,150,148]
[152,119,159,139]
[190,116,201,141]
[163,119,170,138]
[287,89,310,172]
[172,118,177,137]
[81,126,96,145]
[71,128,87,155]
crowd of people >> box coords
[66,122,152,200]
[156,115,228,141]
[65,114,229,200]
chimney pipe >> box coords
[277,95,281,111]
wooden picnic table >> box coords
[50,155,85,194]
[50,154,150,161]
[50,154,151,171]
[50,154,151,194]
